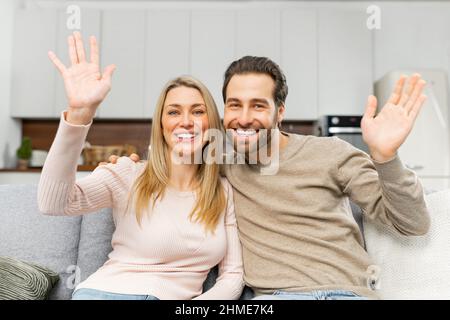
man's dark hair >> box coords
[222,56,288,108]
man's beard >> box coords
[227,125,279,164]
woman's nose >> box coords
[180,112,193,127]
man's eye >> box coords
[254,104,264,109]
[228,104,240,108]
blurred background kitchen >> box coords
[0,0,449,191]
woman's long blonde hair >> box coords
[126,76,226,233]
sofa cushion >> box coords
[363,189,450,299]
[0,184,81,300]
[76,208,115,285]
[0,256,59,300]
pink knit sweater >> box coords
[37,111,244,300]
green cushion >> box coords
[0,257,59,300]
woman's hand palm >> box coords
[64,62,108,109]
[48,31,115,111]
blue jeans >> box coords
[72,288,160,300]
[253,290,368,300]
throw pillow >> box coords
[0,256,59,300]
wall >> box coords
[0,0,21,168]
[2,1,450,169]
[373,1,450,80]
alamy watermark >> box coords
[66,5,81,30]
[66,264,81,290]
[366,265,381,291]
[366,5,381,30]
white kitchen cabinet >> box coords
[373,5,450,81]
[236,9,280,63]
[318,9,373,116]
[280,9,318,120]
[54,8,101,118]
[144,10,191,119]
[99,10,146,119]
[190,10,236,117]
[10,9,57,118]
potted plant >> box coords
[16,136,32,170]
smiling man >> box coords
[223,71,288,158]
[220,56,429,300]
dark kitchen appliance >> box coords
[316,115,369,153]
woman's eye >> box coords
[193,110,205,115]
[168,110,179,115]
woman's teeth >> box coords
[176,133,195,139]
[236,129,257,137]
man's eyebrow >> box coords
[251,98,270,105]
[225,98,241,103]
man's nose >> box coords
[237,108,252,127]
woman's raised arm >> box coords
[38,32,128,216]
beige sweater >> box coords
[38,111,244,300]
[225,133,430,299]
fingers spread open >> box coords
[405,80,426,114]
[387,93,399,105]
[68,35,78,65]
[102,64,116,84]
[409,94,427,121]
[389,75,407,104]
[363,95,377,120]
[90,35,99,66]
[398,74,422,108]
[48,51,67,74]
[406,73,421,96]
[397,92,410,107]
[73,31,86,63]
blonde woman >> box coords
[38,31,244,300]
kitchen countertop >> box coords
[0,165,97,172]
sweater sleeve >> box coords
[37,110,137,216]
[334,137,430,236]
[194,179,244,300]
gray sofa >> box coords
[0,183,256,300]
[0,183,365,300]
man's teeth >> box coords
[236,129,257,136]
[177,133,195,139]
